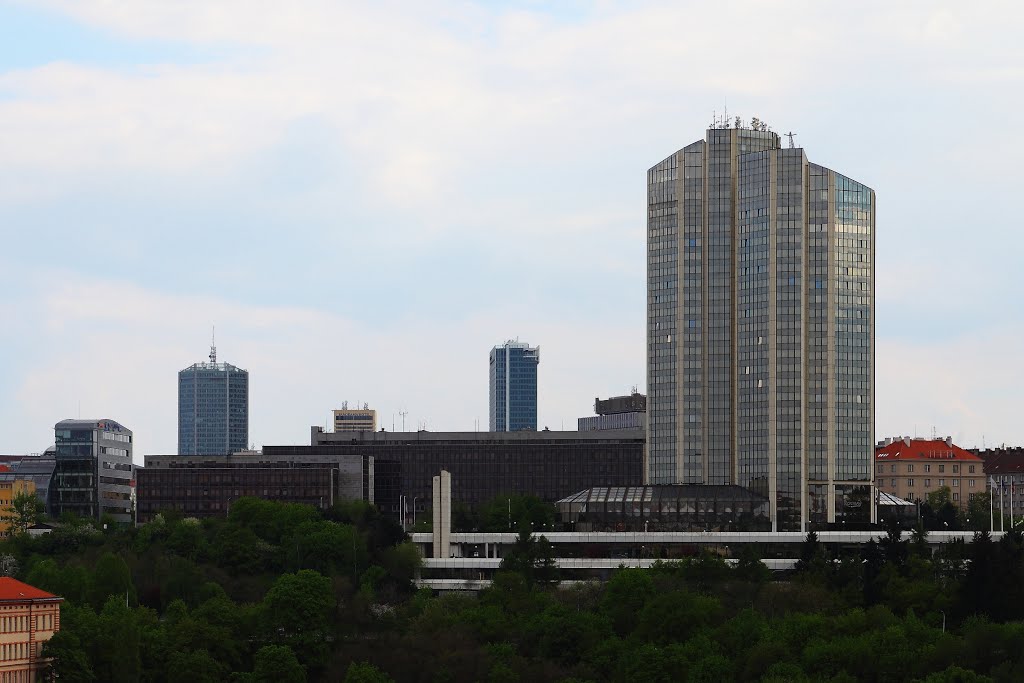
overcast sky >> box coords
[1,1,1022,459]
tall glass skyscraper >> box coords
[489,341,540,432]
[646,122,874,531]
[178,343,249,455]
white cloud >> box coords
[877,325,1024,449]
[7,273,642,457]
[2,0,1024,454]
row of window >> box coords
[877,463,976,474]
[883,478,976,489]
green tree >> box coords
[89,552,134,610]
[498,524,559,586]
[228,497,320,545]
[262,570,334,664]
[344,661,395,683]
[251,645,306,683]
[601,568,655,636]
[42,630,96,683]
[166,649,225,683]
[5,489,44,534]
[795,531,828,575]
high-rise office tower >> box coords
[646,120,874,531]
[178,341,249,455]
[489,340,540,432]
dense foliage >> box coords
[7,500,1024,682]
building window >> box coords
[908,464,915,473]
[952,480,959,487]
[891,479,897,487]
[924,479,931,487]
[938,465,945,473]
[891,465,897,474]
[923,464,929,473]
[953,492,959,501]
[969,465,976,474]
[908,479,914,487]
[970,479,975,488]
[953,465,959,473]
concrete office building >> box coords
[333,406,377,433]
[646,119,875,530]
[178,342,249,455]
[52,419,134,523]
[489,340,540,432]
[136,451,374,522]
[265,427,644,522]
[579,392,647,432]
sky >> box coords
[1,0,1022,460]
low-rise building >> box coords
[974,447,1024,519]
[0,577,62,680]
[875,436,984,509]
[136,451,374,522]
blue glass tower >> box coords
[489,341,540,432]
[178,343,249,455]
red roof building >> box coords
[0,577,63,680]
[875,437,985,509]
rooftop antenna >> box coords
[209,326,217,364]
[785,131,796,148]
[399,409,408,431]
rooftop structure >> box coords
[334,405,377,433]
[580,392,647,432]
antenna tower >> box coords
[399,410,408,431]
[785,131,796,148]
[209,326,217,364]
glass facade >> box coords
[488,341,540,432]
[52,419,134,523]
[646,125,875,531]
[178,361,249,455]
[557,485,770,532]
[289,429,645,518]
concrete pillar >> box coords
[432,470,451,559]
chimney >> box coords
[945,436,952,447]
[903,436,911,447]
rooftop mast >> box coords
[209,326,217,364]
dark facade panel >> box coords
[136,452,373,522]
[267,430,645,516]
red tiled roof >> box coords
[0,577,61,602]
[875,438,981,462]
